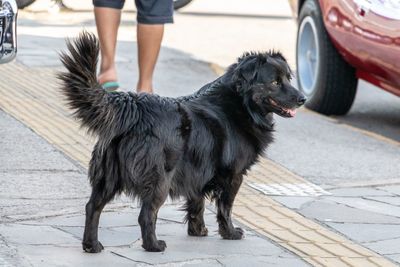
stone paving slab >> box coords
[2,206,308,267]
[218,255,309,267]
[299,199,400,224]
[0,171,89,200]
[265,183,400,266]
[0,224,79,246]
[365,196,400,206]
[365,238,400,256]
[325,223,400,243]
[292,191,400,265]
[389,255,400,264]
[377,186,400,196]
[0,111,79,172]
[325,197,400,218]
[328,187,396,197]
[269,196,315,210]
[16,246,135,267]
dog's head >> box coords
[231,52,306,127]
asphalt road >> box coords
[20,0,400,187]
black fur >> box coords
[58,32,305,253]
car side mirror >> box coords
[0,0,17,64]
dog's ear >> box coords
[235,56,259,83]
[267,55,292,76]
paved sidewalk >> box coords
[1,4,400,267]
[0,27,310,266]
[0,49,395,267]
[0,109,307,266]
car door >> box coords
[321,0,400,96]
[352,0,400,95]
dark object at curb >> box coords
[15,0,34,9]
[0,0,17,64]
[173,0,192,10]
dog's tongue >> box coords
[288,109,297,117]
[282,107,297,117]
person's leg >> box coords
[93,0,125,85]
[136,24,164,93]
[135,0,173,93]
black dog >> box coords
[58,32,305,253]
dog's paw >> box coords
[188,224,208,237]
[231,227,245,239]
[142,240,167,252]
[82,241,104,253]
[221,227,244,240]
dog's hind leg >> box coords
[217,175,244,240]
[185,197,208,236]
[138,179,169,252]
[82,183,117,253]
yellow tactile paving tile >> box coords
[251,157,310,184]
[234,184,397,266]
[311,257,352,267]
[0,62,396,267]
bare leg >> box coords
[136,24,164,93]
[94,7,121,84]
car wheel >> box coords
[296,0,358,115]
[16,0,35,9]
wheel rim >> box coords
[297,16,320,96]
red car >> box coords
[291,0,400,115]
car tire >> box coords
[296,0,358,115]
[16,0,35,9]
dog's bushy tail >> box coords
[58,31,135,138]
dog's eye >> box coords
[271,80,280,87]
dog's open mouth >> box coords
[268,99,297,118]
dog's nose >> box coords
[297,96,307,105]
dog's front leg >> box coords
[185,197,208,236]
[216,175,244,240]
